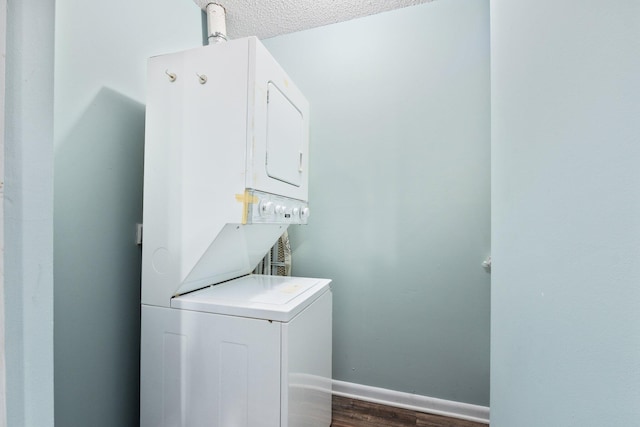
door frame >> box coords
[0,0,7,423]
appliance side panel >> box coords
[141,52,186,307]
[143,39,262,305]
[140,305,282,427]
[161,332,188,426]
[282,289,333,427]
[179,41,250,285]
[140,306,179,427]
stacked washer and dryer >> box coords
[139,16,332,427]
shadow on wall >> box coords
[54,87,144,427]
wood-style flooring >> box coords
[332,396,488,427]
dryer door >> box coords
[266,82,304,187]
[246,37,309,202]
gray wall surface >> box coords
[53,1,201,426]
[0,0,6,421]
[264,0,491,405]
[491,0,640,425]
[54,89,146,426]
[5,0,55,425]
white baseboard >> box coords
[332,380,490,425]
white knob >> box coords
[292,207,300,218]
[300,207,310,219]
[260,200,274,216]
[275,205,285,215]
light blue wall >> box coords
[491,0,640,425]
[264,0,491,405]
[54,1,201,426]
[5,0,55,425]
[54,1,490,423]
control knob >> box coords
[300,207,310,220]
[259,200,274,217]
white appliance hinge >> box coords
[136,223,143,246]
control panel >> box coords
[247,189,309,225]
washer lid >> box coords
[170,275,331,322]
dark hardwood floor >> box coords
[332,396,488,427]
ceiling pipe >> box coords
[193,1,228,44]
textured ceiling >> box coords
[194,0,435,40]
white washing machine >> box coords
[141,275,332,427]
[140,37,332,427]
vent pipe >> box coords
[194,1,227,44]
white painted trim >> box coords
[332,380,490,425]
[0,0,6,423]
